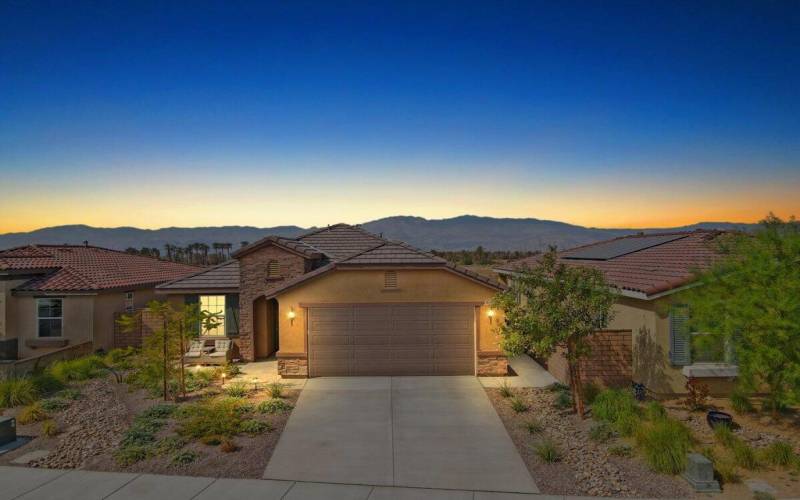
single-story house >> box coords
[494,230,737,396]
[157,224,507,377]
[0,244,198,360]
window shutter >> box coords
[184,295,200,335]
[225,294,240,336]
[669,308,691,366]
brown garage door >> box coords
[308,303,475,376]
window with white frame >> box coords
[200,295,226,336]
[37,298,63,338]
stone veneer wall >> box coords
[277,354,308,378]
[238,246,313,361]
[546,330,633,387]
[477,351,509,376]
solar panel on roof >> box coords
[562,234,688,261]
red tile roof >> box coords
[0,245,199,293]
[495,230,725,297]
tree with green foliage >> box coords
[491,249,617,417]
[118,301,221,401]
[680,214,800,413]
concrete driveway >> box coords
[263,376,538,494]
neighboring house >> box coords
[157,224,506,377]
[0,244,198,360]
[494,230,738,396]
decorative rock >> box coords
[746,479,777,496]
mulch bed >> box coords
[486,387,694,498]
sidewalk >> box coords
[0,466,628,499]
[478,355,557,389]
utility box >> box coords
[682,452,721,493]
[0,416,16,446]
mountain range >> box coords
[0,216,757,253]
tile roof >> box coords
[296,224,386,261]
[157,260,240,291]
[233,236,323,259]
[338,241,446,265]
[0,245,199,293]
[495,230,724,297]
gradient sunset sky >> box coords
[1,1,798,233]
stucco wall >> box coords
[12,295,95,358]
[273,268,502,356]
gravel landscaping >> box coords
[486,386,694,498]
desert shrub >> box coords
[104,347,137,370]
[39,398,68,412]
[729,389,754,414]
[714,459,741,484]
[177,397,243,438]
[17,402,48,424]
[0,378,38,408]
[535,440,561,463]
[41,419,58,437]
[221,362,241,377]
[58,388,81,400]
[224,382,249,398]
[29,372,65,395]
[171,450,198,465]
[499,380,514,398]
[592,388,639,424]
[761,440,795,467]
[50,355,106,383]
[120,426,157,448]
[257,399,293,414]
[200,435,223,446]
[267,382,284,399]
[589,422,614,443]
[239,419,272,435]
[615,412,641,437]
[153,436,187,455]
[700,446,717,463]
[233,401,256,416]
[635,418,692,474]
[524,419,543,435]
[114,445,151,466]
[185,368,216,392]
[546,382,569,393]
[608,444,633,457]
[220,438,238,453]
[732,440,760,470]
[582,381,602,405]
[713,424,737,448]
[761,399,789,414]
[140,403,176,420]
[644,401,667,421]
[683,378,710,411]
[509,396,528,413]
[554,391,572,410]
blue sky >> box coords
[1,1,798,231]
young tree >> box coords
[491,249,617,417]
[680,214,800,413]
[119,301,221,401]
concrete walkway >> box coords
[478,355,558,389]
[0,465,643,499]
[263,376,538,494]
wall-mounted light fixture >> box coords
[487,308,496,324]
[288,307,296,326]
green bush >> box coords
[104,347,137,370]
[524,419,543,435]
[177,397,243,438]
[729,389,754,414]
[635,418,692,474]
[615,412,641,437]
[267,382,284,399]
[554,391,572,410]
[184,368,216,392]
[761,440,795,467]
[546,382,569,393]
[39,398,69,412]
[50,355,106,383]
[582,382,602,405]
[257,399,293,414]
[140,403,176,420]
[239,419,272,435]
[0,378,38,408]
[509,396,528,413]
[608,444,633,457]
[171,450,198,465]
[29,372,65,395]
[114,445,151,466]
[17,402,48,425]
[153,436,187,455]
[58,388,81,400]
[589,422,614,443]
[592,388,639,424]
[714,459,741,484]
[224,382,249,398]
[221,362,241,378]
[534,440,561,463]
[41,419,58,437]
[120,426,157,448]
[644,401,667,421]
[499,380,514,398]
[713,424,737,448]
[732,440,760,470]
